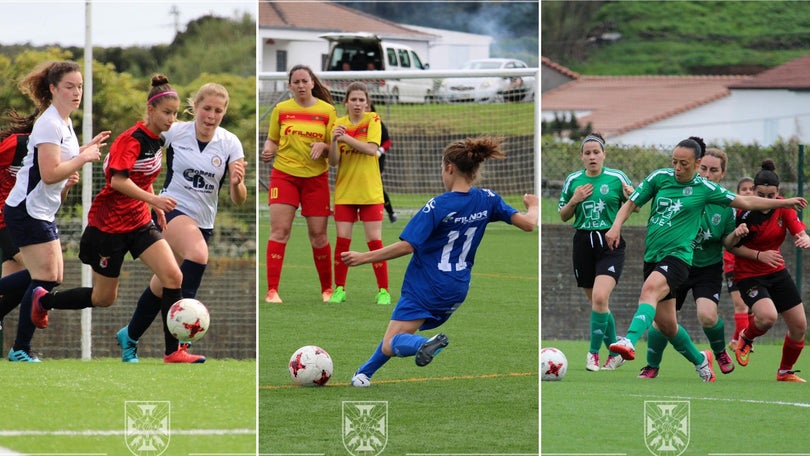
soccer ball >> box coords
[541,347,568,381]
[289,345,333,386]
[166,298,210,343]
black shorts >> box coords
[0,227,20,262]
[78,223,164,278]
[724,271,738,293]
[571,229,625,288]
[674,262,723,310]
[736,269,802,313]
[643,256,691,301]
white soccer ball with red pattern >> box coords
[541,347,568,381]
[166,298,210,343]
[289,345,333,386]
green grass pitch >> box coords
[258,205,539,454]
[541,340,810,454]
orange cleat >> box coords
[164,343,206,364]
[265,289,282,303]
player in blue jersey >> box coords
[340,136,538,387]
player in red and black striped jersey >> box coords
[724,160,810,382]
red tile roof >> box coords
[728,53,810,90]
[542,75,751,137]
[541,56,580,79]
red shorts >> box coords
[334,204,385,222]
[268,168,331,217]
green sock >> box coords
[589,311,610,353]
[604,312,619,355]
[626,303,656,345]
[669,325,704,365]
[703,319,726,355]
[646,326,667,369]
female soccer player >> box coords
[327,82,389,305]
[638,147,736,379]
[724,177,755,350]
[5,60,109,362]
[117,82,247,363]
[558,133,632,371]
[604,137,806,382]
[341,136,538,387]
[725,160,809,382]
[261,64,336,303]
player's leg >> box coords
[266,203,296,302]
[777,303,807,382]
[361,205,389,305]
[301,172,332,301]
[330,208,353,303]
[162,214,209,299]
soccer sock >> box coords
[779,334,804,372]
[161,287,183,355]
[0,288,25,320]
[0,269,31,294]
[589,310,609,353]
[733,312,749,340]
[128,287,162,340]
[265,240,286,290]
[43,287,94,310]
[747,312,756,331]
[367,240,388,290]
[13,280,57,351]
[745,320,768,340]
[333,237,351,288]
[604,312,619,354]
[312,244,332,292]
[179,260,207,299]
[356,341,391,378]
[669,325,705,365]
[645,325,667,369]
[703,319,727,355]
[390,333,428,357]
[626,303,656,345]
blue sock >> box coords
[127,287,162,340]
[179,260,207,299]
[0,270,31,294]
[13,280,57,351]
[390,333,428,357]
[356,342,391,378]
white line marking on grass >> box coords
[0,428,255,437]
[629,393,810,408]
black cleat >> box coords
[415,333,449,366]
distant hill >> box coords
[542,1,810,75]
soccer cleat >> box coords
[415,333,449,367]
[776,370,807,382]
[585,352,600,371]
[608,337,636,360]
[735,331,753,366]
[375,288,391,305]
[388,212,398,223]
[321,288,333,302]
[351,372,371,387]
[8,347,41,362]
[116,326,139,363]
[638,365,659,379]
[329,286,347,303]
[716,350,735,374]
[265,289,282,303]
[602,354,625,370]
[164,343,206,364]
[30,286,49,329]
[696,350,716,382]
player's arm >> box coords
[228,159,247,205]
[731,194,807,211]
[341,240,414,266]
[512,193,538,231]
[605,199,638,249]
[110,172,177,213]
[558,184,592,222]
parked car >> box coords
[320,32,436,103]
[438,58,536,103]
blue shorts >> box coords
[4,202,59,248]
[390,294,463,331]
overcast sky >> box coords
[0,0,256,48]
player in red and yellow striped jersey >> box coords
[261,65,337,303]
[327,82,389,305]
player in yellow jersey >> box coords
[261,65,337,303]
[327,82,390,305]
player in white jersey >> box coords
[116,82,247,363]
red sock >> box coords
[745,319,768,340]
[265,240,286,291]
[333,237,351,288]
[367,239,388,290]
[733,312,749,340]
[747,312,756,330]
[312,244,332,292]
[780,334,805,371]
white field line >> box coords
[628,393,810,408]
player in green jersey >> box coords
[558,133,633,372]
[604,136,806,382]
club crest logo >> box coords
[644,401,690,456]
[342,401,388,456]
[125,401,170,456]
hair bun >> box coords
[151,74,169,87]
[761,159,776,171]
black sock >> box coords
[45,287,94,310]
[128,287,162,341]
[13,280,58,351]
[0,287,25,320]
[180,260,207,299]
[161,287,182,355]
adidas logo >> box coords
[659,265,669,272]
[608,266,616,273]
